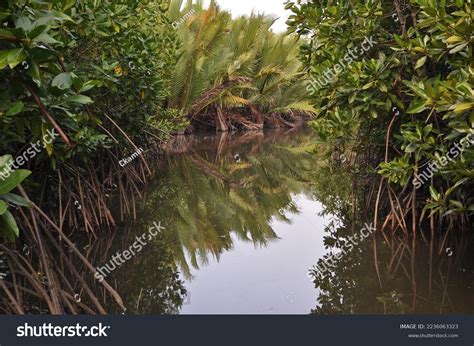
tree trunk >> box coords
[250,105,264,129]
[215,105,229,132]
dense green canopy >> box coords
[287,0,473,230]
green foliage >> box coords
[0,155,32,241]
[168,0,315,119]
[0,0,183,246]
[0,0,179,166]
[287,0,474,221]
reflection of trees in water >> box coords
[86,128,473,315]
[82,128,319,314]
[312,230,474,314]
[309,163,474,314]
[144,129,320,278]
[83,224,186,314]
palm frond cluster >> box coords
[167,0,315,131]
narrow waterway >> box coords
[91,128,474,315]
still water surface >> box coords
[179,196,329,314]
[94,128,473,314]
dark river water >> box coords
[88,128,474,315]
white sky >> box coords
[203,0,290,32]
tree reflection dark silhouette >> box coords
[87,224,187,314]
[308,160,474,314]
[92,128,473,315]
[143,129,320,278]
